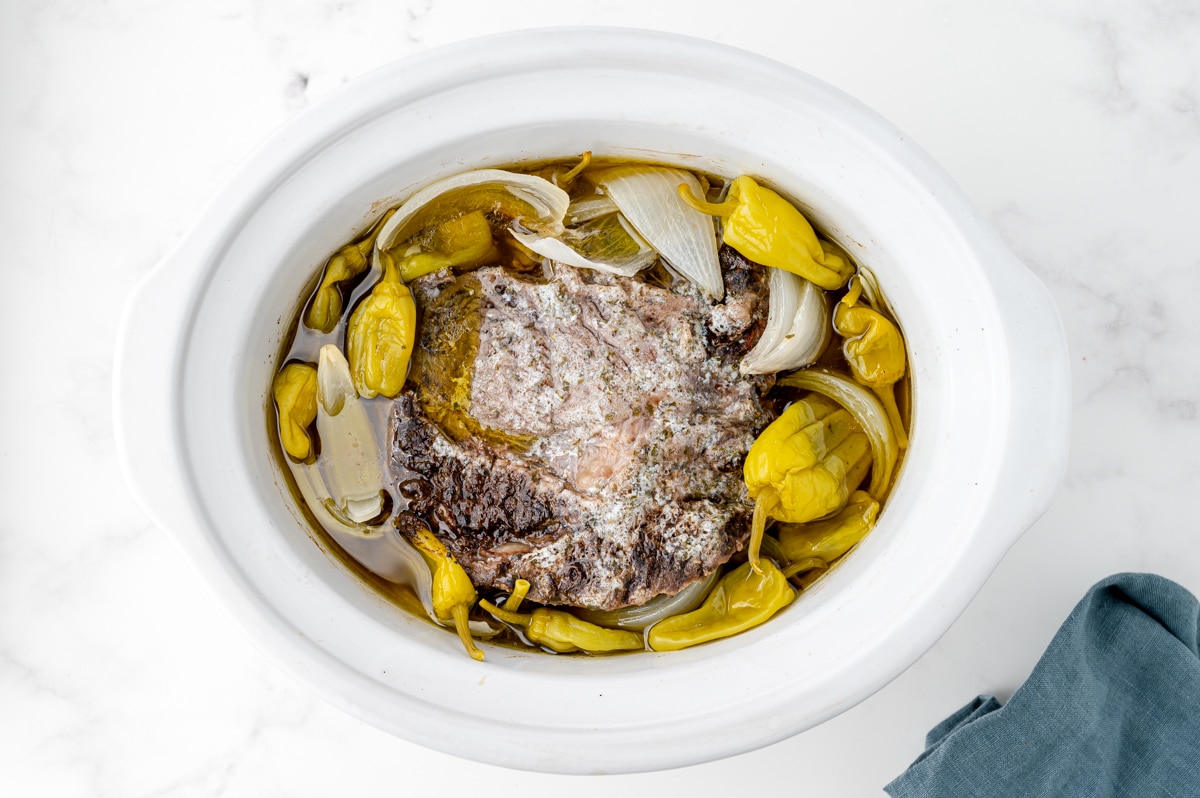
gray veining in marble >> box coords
[2,0,1198,794]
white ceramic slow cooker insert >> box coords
[114,29,1070,774]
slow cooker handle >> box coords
[991,256,1072,551]
[113,249,203,536]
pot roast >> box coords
[390,247,774,610]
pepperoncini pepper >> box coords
[346,251,417,399]
[304,209,396,333]
[834,277,909,448]
[530,150,593,191]
[647,560,795,651]
[408,526,484,661]
[504,578,532,612]
[677,175,853,290]
[778,490,880,574]
[272,362,319,461]
[743,393,872,572]
[398,210,499,282]
[478,600,643,654]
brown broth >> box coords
[269,157,910,654]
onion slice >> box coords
[778,367,900,500]
[315,344,385,524]
[511,212,657,277]
[740,267,830,375]
[290,466,379,541]
[850,264,899,320]
[574,570,721,631]
[593,166,723,299]
[565,194,620,225]
[374,169,570,257]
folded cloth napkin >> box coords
[886,573,1200,797]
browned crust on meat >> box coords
[390,247,773,610]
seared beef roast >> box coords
[390,247,773,610]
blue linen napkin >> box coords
[885,573,1200,797]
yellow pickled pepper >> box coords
[409,527,484,661]
[271,362,319,461]
[398,210,499,282]
[834,277,909,447]
[305,209,396,333]
[647,560,795,652]
[346,251,417,399]
[677,175,853,291]
[743,394,872,572]
[479,600,644,654]
[530,150,592,191]
[504,578,532,612]
[777,490,880,569]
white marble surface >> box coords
[3,0,1199,794]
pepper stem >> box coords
[560,151,592,185]
[873,385,909,450]
[841,275,864,308]
[379,248,402,285]
[676,183,735,217]
[451,603,484,662]
[504,578,531,612]
[748,492,778,575]
[479,599,531,628]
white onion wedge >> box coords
[511,212,657,277]
[854,264,902,323]
[291,465,380,540]
[374,169,570,256]
[315,344,385,524]
[740,267,830,375]
[565,194,620,225]
[777,367,900,500]
[593,166,723,299]
[575,570,721,631]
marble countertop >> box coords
[4,0,1199,794]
